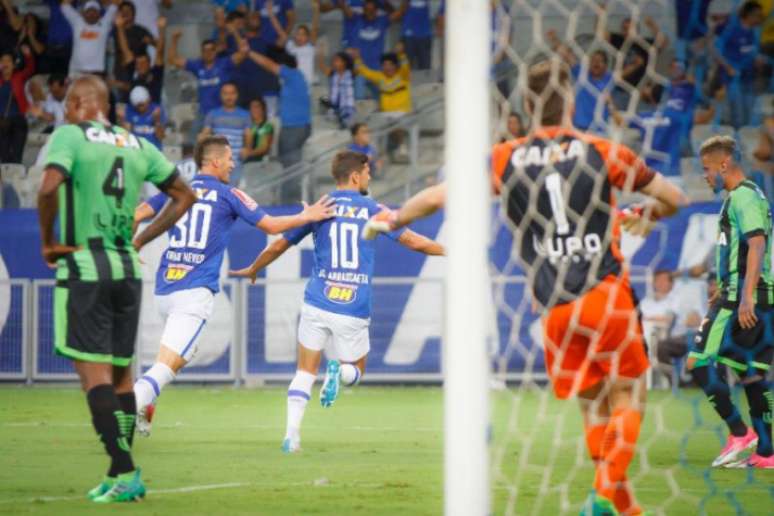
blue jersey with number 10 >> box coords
[148,174,266,295]
[284,190,404,319]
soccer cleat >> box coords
[712,428,758,467]
[320,360,341,408]
[744,452,774,468]
[92,469,146,503]
[281,437,301,454]
[86,476,115,500]
[136,403,155,437]
[579,492,619,516]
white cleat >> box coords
[136,404,155,437]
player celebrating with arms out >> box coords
[688,135,774,469]
[37,76,196,502]
[231,151,444,453]
[131,135,336,436]
[365,58,689,515]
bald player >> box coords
[37,75,196,503]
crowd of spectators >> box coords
[0,0,450,206]
[0,0,771,206]
[544,1,773,185]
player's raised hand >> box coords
[302,195,336,222]
[363,209,396,240]
[41,243,79,265]
[229,266,259,284]
[618,206,656,237]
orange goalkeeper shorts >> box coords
[542,274,649,399]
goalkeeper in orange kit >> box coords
[365,58,689,515]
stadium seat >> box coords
[26,133,49,147]
[301,129,350,162]
[163,145,183,162]
[737,126,762,161]
[689,124,734,154]
[170,103,198,134]
[0,164,27,208]
[163,132,184,147]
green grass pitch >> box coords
[1,386,772,515]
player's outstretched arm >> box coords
[257,195,335,234]
[229,238,292,284]
[133,176,196,251]
[37,167,79,265]
[363,183,447,239]
[397,229,445,256]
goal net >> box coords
[445,0,774,515]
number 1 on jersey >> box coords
[546,173,570,235]
[329,222,359,269]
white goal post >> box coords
[444,1,492,515]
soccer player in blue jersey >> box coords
[131,135,335,435]
[231,151,444,452]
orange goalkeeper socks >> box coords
[584,422,606,463]
[594,407,642,514]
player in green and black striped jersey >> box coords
[37,76,197,501]
[688,135,774,469]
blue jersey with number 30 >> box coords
[284,190,404,319]
[148,174,266,295]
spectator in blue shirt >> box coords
[253,0,295,45]
[245,45,310,201]
[347,122,382,176]
[227,11,280,113]
[340,0,406,99]
[122,85,166,150]
[169,29,242,116]
[199,81,252,185]
[712,1,765,127]
[547,30,614,133]
[43,0,73,74]
[401,0,432,69]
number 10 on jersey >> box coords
[329,222,359,269]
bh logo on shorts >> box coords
[325,283,357,304]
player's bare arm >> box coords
[363,183,447,239]
[397,230,445,256]
[37,167,79,264]
[739,235,765,329]
[229,238,292,283]
[133,176,196,252]
[257,195,336,235]
[132,201,156,237]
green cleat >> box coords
[86,476,115,500]
[92,469,146,503]
[579,492,619,516]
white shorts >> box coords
[155,287,215,362]
[297,304,370,362]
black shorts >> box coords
[54,279,142,367]
[690,303,774,376]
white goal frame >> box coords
[444,2,492,515]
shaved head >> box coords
[64,75,110,124]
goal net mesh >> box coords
[484,1,772,514]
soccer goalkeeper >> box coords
[365,58,689,515]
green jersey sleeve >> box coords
[44,125,83,177]
[731,186,768,238]
[142,139,179,189]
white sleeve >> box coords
[61,4,82,30]
[102,4,118,25]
